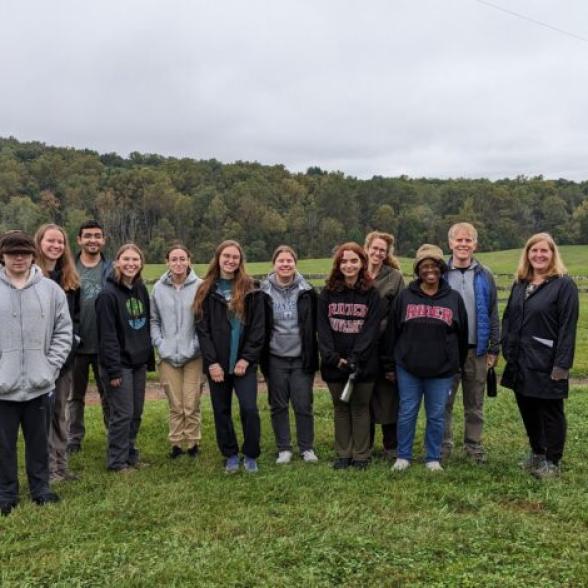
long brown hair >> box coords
[364,231,401,270]
[112,243,145,285]
[34,224,80,291]
[325,241,372,292]
[516,233,567,281]
[193,240,253,320]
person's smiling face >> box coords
[528,240,553,275]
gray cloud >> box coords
[1,0,587,179]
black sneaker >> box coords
[33,492,60,506]
[352,459,370,470]
[187,445,199,458]
[1,501,17,516]
[169,445,184,459]
[333,458,352,470]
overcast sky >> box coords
[1,0,587,180]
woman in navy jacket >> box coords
[194,240,266,474]
[501,233,578,479]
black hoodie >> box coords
[317,285,381,382]
[381,278,468,378]
[96,275,153,379]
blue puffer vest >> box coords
[446,260,494,357]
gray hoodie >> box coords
[0,265,73,402]
[260,271,312,357]
[150,269,202,367]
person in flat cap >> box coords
[0,230,72,516]
[381,244,468,473]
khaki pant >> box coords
[328,381,374,461]
[443,349,487,453]
[159,358,203,448]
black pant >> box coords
[515,393,566,464]
[103,366,146,470]
[369,422,397,451]
[68,353,110,447]
[0,394,52,503]
[208,370,260,459]
[267,355,315,453]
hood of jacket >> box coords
[407,276,453,299]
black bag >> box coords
[487,366,497,397]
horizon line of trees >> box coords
[1,136,587,263]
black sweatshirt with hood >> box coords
[381,278,468,378]
[317,285,381,383]
[95,275,153,380]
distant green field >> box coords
[143,245,588,283]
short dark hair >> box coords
[78,220,105,237]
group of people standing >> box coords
[0,220,579,516]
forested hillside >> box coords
[1,136,587,262]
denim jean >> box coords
[396,366,453,462]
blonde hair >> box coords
[34,224,80,291]
[516,233,567,281]
[112,243,145,284]
[448,222,478,243]
[364,231,400,270]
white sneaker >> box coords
[276,450,293,465]
[425,460,444,472]
[301,449,319,463]
[392,458,411,472]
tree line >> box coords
[1,136,587,262]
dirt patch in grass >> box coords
[499,498,546,513]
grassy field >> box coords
[142,245,588,283]
[1,388,588,585]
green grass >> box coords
[2,388,588,585]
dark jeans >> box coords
[103,366,146,470]
[0,394,52,503]
[267,355,315,453]
[515,393,566,464]
[68,353,110,447]
[208,370,260,459]
[328,380,374,461]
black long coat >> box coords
[501,275,579,399]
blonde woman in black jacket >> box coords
[501,233,579,479]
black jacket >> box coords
[260,287,319,376]
[49,268,80,373]
[95,276,153,379]
[196,285,266,374]
[501,275,579,399]
[381,279,468,378]
[317,285,381,383]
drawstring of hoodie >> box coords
[32,282,46,318]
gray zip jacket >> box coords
[0,265,73,401]
[150,269,202,367]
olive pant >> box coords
[443,349,487,454]
[328,381,374,461]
